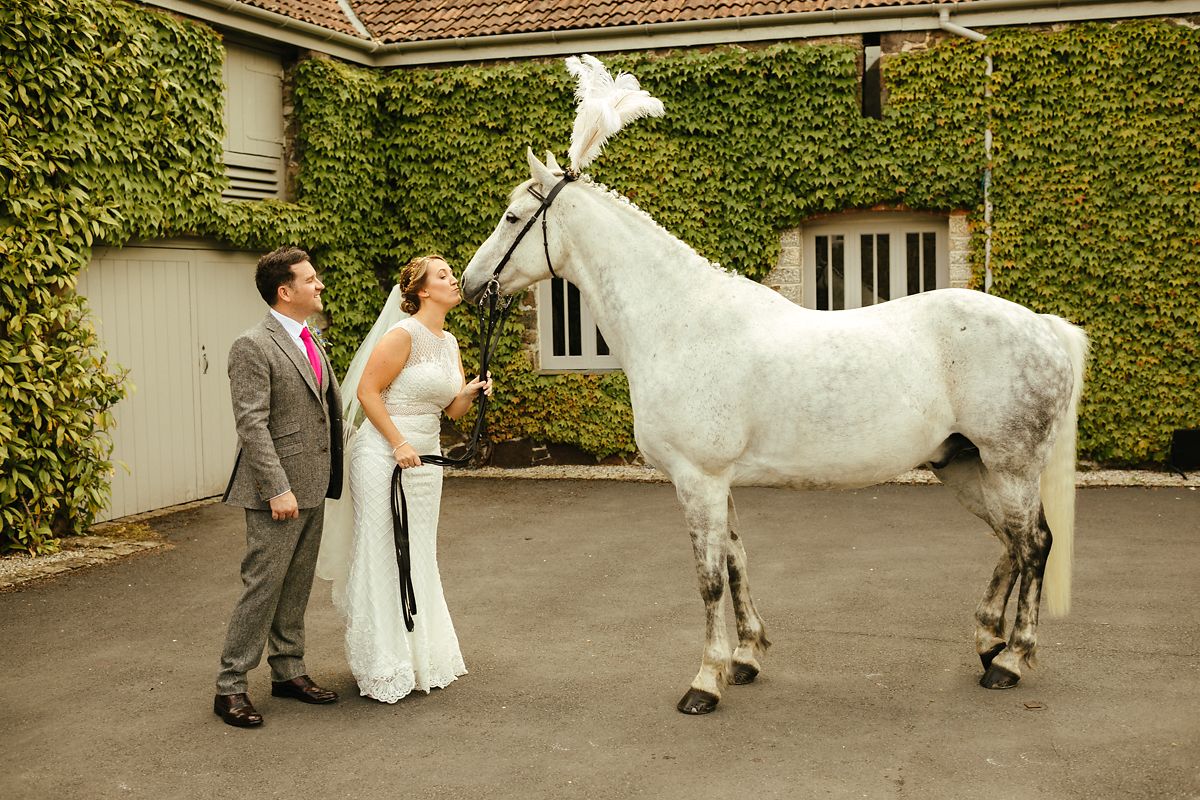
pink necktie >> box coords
[300,327,322,385]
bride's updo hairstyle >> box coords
[398,254,446,314]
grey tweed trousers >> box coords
[215,505,325,695]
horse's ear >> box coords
[545,151,563,175]
[526,147,556,189]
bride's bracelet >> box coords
[391,441,409,455]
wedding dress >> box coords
[338,317,467,702]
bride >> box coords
[317,254,491,703]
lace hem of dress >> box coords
[356,659,468,704]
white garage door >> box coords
[79,243,267,521]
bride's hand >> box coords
[463,372,494,399]
[392,442,421,469]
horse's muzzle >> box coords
[460,277,485,304]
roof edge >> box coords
[141,0,381,62]
[140,0,1200,66]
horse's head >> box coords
[461,148,571,304]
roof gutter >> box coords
[141,0,1200,67]
[141,0,382,61]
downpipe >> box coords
[939,9,994,293]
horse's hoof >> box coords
[979,642,1007,671]
[730,662,759,685]
[676,688,720,715]
[979,663,1021,690]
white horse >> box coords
[462,149,1088,714]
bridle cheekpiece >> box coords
[482,171,576,300]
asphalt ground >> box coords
[2,480,1198,800]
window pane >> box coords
[923,232,936,292]
[815,235,829,311]
[551,278,566,357]
[538,279,620,371]
[906,233,920,296]
[567,281,582,356]
[877,233,890,301]
[831,234,844,311]
[860,234,875,305]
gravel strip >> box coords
[0,534,169,591]
[446,464,1200,488]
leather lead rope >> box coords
[390,465,417,631]
[389,292,510,631]
[389,173,575,624]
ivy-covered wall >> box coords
[2,0,1197,552]
[983,24,1200,462]
[1,0,322,553]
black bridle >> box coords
[390,173,576,630]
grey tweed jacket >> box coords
[222,313,343,509]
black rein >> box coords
[390,172,575,630]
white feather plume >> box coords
[565,55,664,172]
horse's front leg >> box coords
[676,479,732,715]
[726,494,770,685]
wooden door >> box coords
[193,251,266,496]
[79,244,264,520]
[78,250,201,519]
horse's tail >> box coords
[1039,314,1089,618]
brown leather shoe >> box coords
[213,693,263,728]
[271,674,338,704]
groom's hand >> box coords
[270,491,300,521]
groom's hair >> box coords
[256,246,310,306]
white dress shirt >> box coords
[270,308,310,360]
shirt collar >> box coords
[270,308,307,342]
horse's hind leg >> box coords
[939,455,1051,689]
[977,477,1052,690]
[726,494,770,685]
[675,476,733,715]
[975,550,1018,672]
[934,452,1019,676]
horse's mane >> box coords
[580,176,737,276]
[509,171,734,275]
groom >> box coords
[213,245,344,728]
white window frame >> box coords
[536,278,620,372]
[803,213,949,310]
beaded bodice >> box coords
[381,318,462,416]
